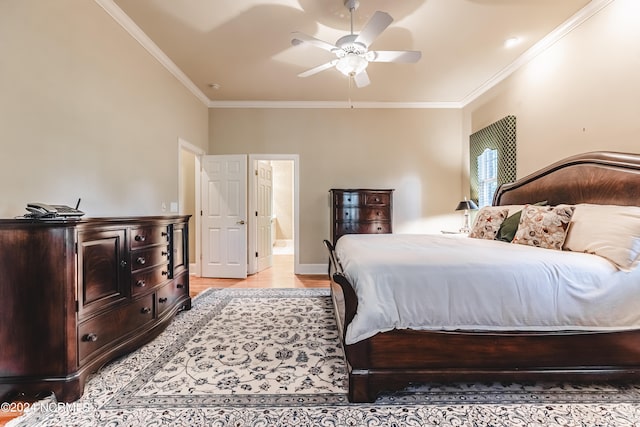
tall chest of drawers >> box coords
[330,189,394,243]
[0,216,190,403]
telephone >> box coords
[26,201,84,218]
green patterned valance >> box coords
[470,115,517,205]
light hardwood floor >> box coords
[190,254,329,296]
[0,255,328,426]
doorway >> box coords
[248,154,299,276]
[178,138,205,276]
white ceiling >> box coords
[105,0,605,107]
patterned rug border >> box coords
[103,287,349,408]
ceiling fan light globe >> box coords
[336,54,368,76]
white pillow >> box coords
[563,204,640,271]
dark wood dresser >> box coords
[330,189,393,243]
[0,216,191,403]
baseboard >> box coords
[296,263,328,275]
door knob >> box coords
[237,220,246,225]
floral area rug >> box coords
[12,288,640,426]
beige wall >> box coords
[209,108,464,265]
[0,0,208,218]
[465,0,640,178]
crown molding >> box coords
[460,0,614,107]
[96,0,613,110]
[94,0,210,106]
[207,100,463,109]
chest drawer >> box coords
[335,207,391,222]
[335,221,391,237]
[363,192,390,206]
[156,273,189,317]
[131,265,170,296]
[130,226,169,249]
[131,246,170,272]
[78,294,155,362]
[333,192,360,207]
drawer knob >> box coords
[377,211,381,216]
[134,235,146,242]
[377,227,382,231]
[136,280,146,287]
[140,307,152,314]
[162,251,169,257]
[176,283,184,289]
[83,333,98,342]
[120,260,127,268]
[159,297,168,304]
[137,257,146,265]
[162,270,168,276]
[161,231,168,237]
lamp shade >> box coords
[455,199,478,211]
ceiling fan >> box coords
[291,0,422,88]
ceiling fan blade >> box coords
[353,70,371,88]
[291,32,338,52]
[298,60,338,78]
[368,50,422,63]
[354,11,393,48]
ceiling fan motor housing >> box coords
[335,34,367,56]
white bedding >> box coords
[335,234,640,345]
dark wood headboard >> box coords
[493,151,640,207]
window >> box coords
[469,115,516,206]
[477,148,498,207]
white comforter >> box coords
[335,234,640,345]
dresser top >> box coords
[0,215,191,228]
[329,189,394,192]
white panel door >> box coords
[201,155,247,278]
[256,161,273,272]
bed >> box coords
[325,151,640,403]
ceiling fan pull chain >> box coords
[348,75,354,109]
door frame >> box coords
[177,138,205,277]
[248,154,300,275]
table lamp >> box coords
[455,198,479,233]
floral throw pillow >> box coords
[513,204,575,250]
[469,207,509,240]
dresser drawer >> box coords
[78,294,155,362]
[363,192,390,206]
[335,207,390,222]
[335,221,391,237]
[130,226,169,249]
[131,246,170,272]
[131,265,170,296]
[156,273,189,317]
[333,192,360,207]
